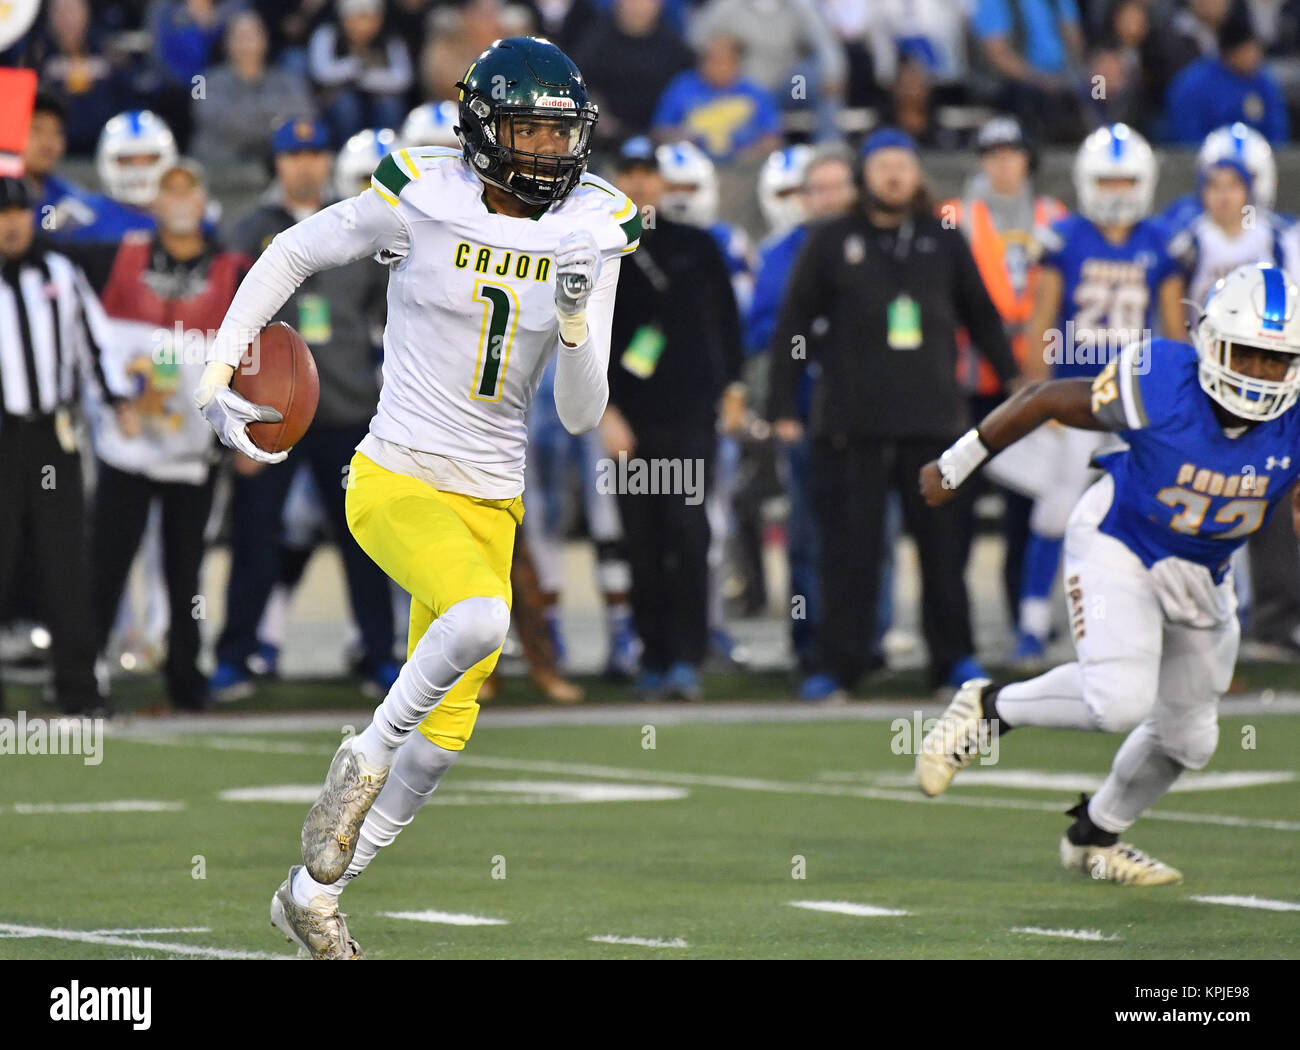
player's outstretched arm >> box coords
[919,378,1103,506]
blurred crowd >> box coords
[2,0,1299,716]
[5,0,1300,160]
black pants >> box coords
[811,436,975,690]
[92,461,214,709]
[215,422,394,673]
[1247,506,1300,645]
[0,416,101,712]
[616,425,714,672]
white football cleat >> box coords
[1059,837,1183,886]
[916,677,991,797]
[270,866,365,959]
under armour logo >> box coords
[1266,455,1291,470]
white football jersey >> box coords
[210,146,641,498]
[1170,211,1300,307]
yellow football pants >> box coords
[344,451,521,751]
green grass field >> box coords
[2,692,1297,960]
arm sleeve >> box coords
[951,228,1020,383]
[554,256,622,435]
[1090,338,1159,431]
[766,226,828,421]
[208,189,411,367]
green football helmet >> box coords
[455,36,598,207]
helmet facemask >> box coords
[1197,333,1300,422]
[460,95,596,207]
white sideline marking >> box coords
[789,900,910,917]
[381,910,508,927]
[1190,895,1300,912]
[0,922,290,959]
[1012,926,1119,942]
[454,755,1300,833]
[859,770,1296,793]
[85,927,211,936]
[4,800,184,814]
[589,935,689,948]
[220,781,687,805]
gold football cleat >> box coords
[1059,837,1184,886]
[301,739,389,884]
[270,866,365,959]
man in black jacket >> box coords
[768,128,1021,698]
[604,142,744,700]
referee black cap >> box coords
[0,176,33,212]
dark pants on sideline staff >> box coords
[92,461,215,709]
[0,415,101,712]
[616,425,714,673]
[215,422,394,674]
[812,435,975,690]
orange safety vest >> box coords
[944,194,1066,396]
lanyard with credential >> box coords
[879,219,923,351]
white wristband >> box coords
[558,309,587,347]
[937,428,990,491]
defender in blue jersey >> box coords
[916,262,1300,885]
[987,124,1186,665]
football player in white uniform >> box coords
[194,37,640,958]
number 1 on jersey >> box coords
[471,280,519,401]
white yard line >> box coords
[589,935,689,947]
[1011,926,1119,942]
[857,770,1296,793]
[3,800,185,815]
[0,922,291,960]
[789,900,910,917]
[1189,895,1300,912]
[83,927,211,936]
[380,910,508,926]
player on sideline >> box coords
[194,37,640,957]
[916,262,1300,885]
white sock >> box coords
[353,595,508,767]
[1087,723,1184,834]
[292,733,460,907]
[994,664,1099,730]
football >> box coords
[233,321,320,454]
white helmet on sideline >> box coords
[1195,262,1300,421]
[758,144,813,234]
[399,101,461,150]
[655,140,718,228]
[96,110,178,207]
[335,127,397,199]
[1072,123,1156,227]
[1197,123,1275,210]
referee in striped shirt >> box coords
[0,176,127,714]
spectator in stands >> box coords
[149,0,232,88]
[191,10,316,168]
[249,0,328,73]
[210,117,396,701]
[529,0,602,54]
[605,145,745,701]
[29,0,124,155]
[767,129,1020,700]
[971,0,1087,143]
[1085,0,1177,133]
[1169,0,1232,70]
[308,0,413,146]
[1165,0,1290,142]
[90,159,251,712]
[690,0,847,139]
[879,48,964,149]
[573,0,695,146]
[419,0,528,104]
[651,33,785,163]
[863,0,974,108]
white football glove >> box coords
[194,381,288,465]
[554,230,600,343]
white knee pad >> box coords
[1082,662,1159,734]
[437,595,510,672]
[1156,714,1220,771]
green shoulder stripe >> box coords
[372,152,414,200]
[620,208,642,245]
